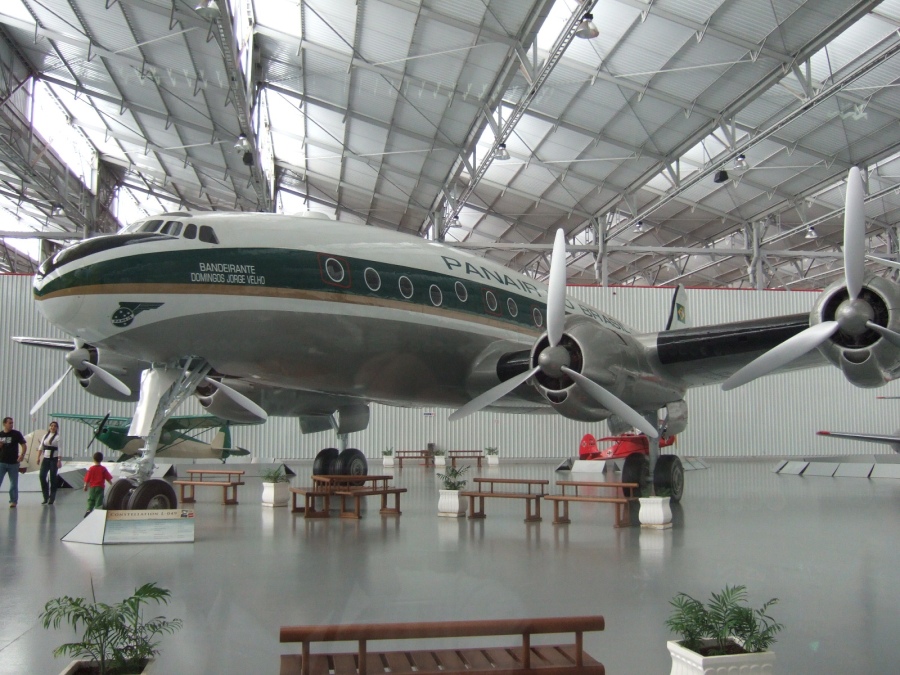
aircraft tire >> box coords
[332,448,368,477]
[621,452,649,498]
[104,478,135,510]
[653,455,684,502]
[313,448,340,475]
[127,479,178,510]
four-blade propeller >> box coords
[449,229,658,437]
[722,167,900,391]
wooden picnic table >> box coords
[291,475,405,519]
[173,468,246,505]
[395,450,433,468]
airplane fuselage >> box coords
[34,212,680,413]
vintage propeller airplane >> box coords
[14,167,900,509]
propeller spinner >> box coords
[449,229,658,437]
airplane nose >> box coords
[35,286,84,327]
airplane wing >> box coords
[817,430,900,453]
[649,313,829,388]
[52,412,131,430]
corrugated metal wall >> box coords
[2,274,895,461]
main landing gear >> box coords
[312,447,368,476]
[621,452,684,501]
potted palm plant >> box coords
[485,446,499,466]
[666,584,782,674]
[639,486,672,529]
[261,465,291,507]
[432,448,446,467]
[436,465,469,517]
[40,580,182,675]
[382,447,394,468]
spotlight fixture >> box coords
[634,220,644,233]
[575,13,599,39]
[194,0,221,20]
[234,134,251,153]
[805,226,817,239]
[713,169,729,183]
[495,143,510,161]
[733,153,748,175]
[242,150,254,166]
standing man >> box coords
[0,417,27,508]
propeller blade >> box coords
[81,362,131,397]
[844,166,866,300]
[866,321,900,349]
[722,321,839,391]
[203,378,268,421]
[30,366,73,416]
[448,366,541,422]
[87,411,112,451]
[561,366,658,438]
[546,228,568,348]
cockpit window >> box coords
[38,233,170,277]
[160,221,182,236]
[142,220,163,232]
[198,225,219,244]
[183,223,197,239]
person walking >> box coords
[0,417,27,508]
[37,421,62,505]
[83,451,113,517]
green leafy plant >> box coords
[666,585,783,656]
[40,581,182,675]
[437,465,469,490]
[261,466,291,483]
[382,447,394,456]
[642,485,672,498]
[431,448,445,456]
[484,446,499,456]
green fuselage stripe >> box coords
[37,247,547,333]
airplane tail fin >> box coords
[665,284,689,330]
[211,425,231,450]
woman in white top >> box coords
[37,421,61,505]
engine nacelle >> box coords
[812,274,900,388]
[529,316,682,422]
[660,399,688,437]
[75,348,143,401]
[195,381,266,423]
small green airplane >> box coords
[48,412,252,462]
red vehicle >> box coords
[572,432,683,500]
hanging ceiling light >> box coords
[195,0,221,20]
[634,220,645,233]
[733,154,749,175]
[805,226,818,239]
[713,169,729,183]
[575,13,599,39]
[234,134,251,153]
[495,143,511,161]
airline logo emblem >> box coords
[111,302,164,328]
[676,303,686,323]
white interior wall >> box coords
[2,274,896,461]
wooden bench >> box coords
[449,450,484,468]
[545,481,639,528]
[396,450,433,468]
[460,477,549,522]
[291,476,404,519]
[172,468,245,505]
[279,615,606,675]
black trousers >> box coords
[39,457,59,501]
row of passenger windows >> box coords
[140,219,219,244]
[323,256,545,328]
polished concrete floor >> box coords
[0,459,897,674]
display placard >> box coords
[103,509,194,544]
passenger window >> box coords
[142,220,163,232]
[183,224,197,239]
[198,226,219,244]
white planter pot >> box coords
[60,658,154,674]
[382,456,395,467]
[434,456,446,467]
[639,496,672,529]
[487,455,499,466]
[438,489,467,517]
[668,639,775,674]
[262,481,290,507]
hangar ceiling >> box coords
[2,0,900,292]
